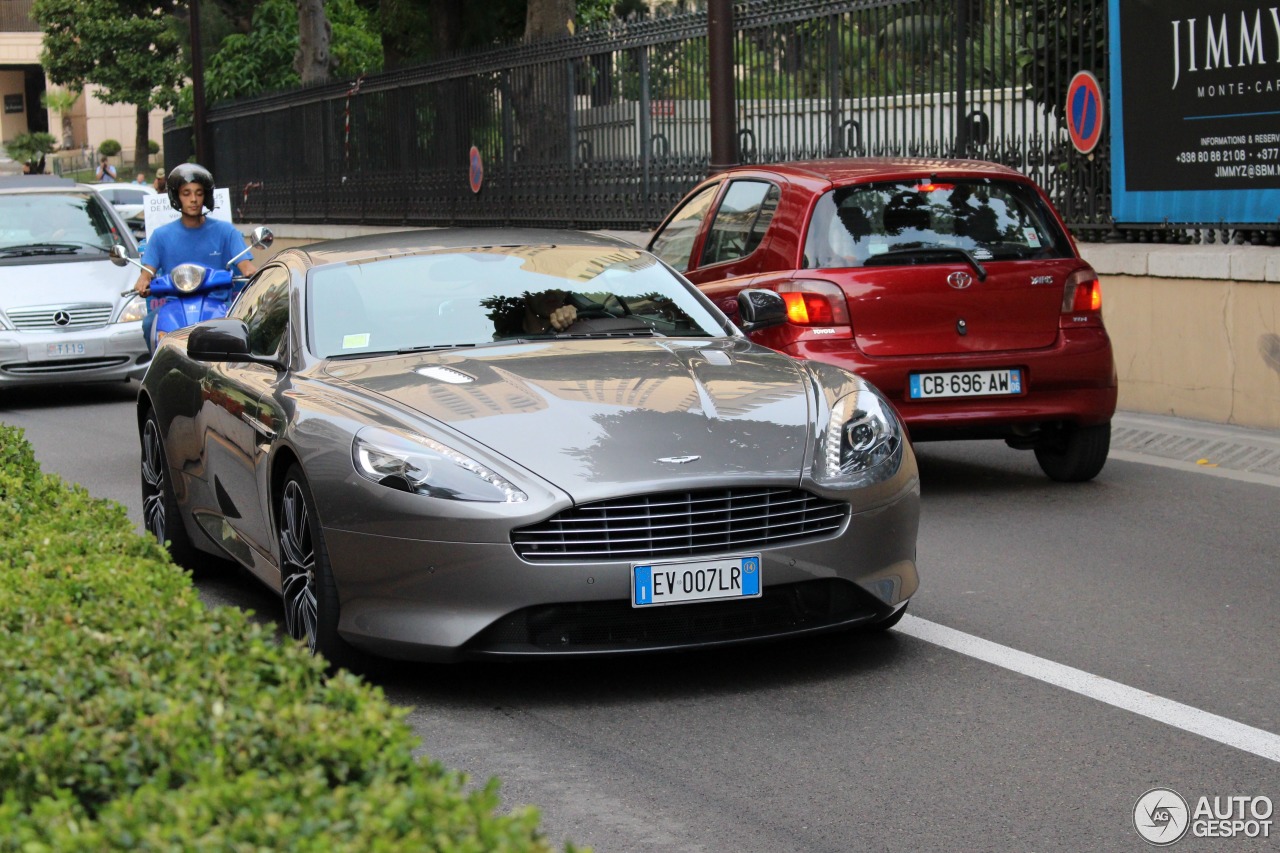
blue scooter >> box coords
[112,226,273,353]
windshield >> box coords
[804,178,1073,268]
[308,244,728,358]
[0,192,121,258]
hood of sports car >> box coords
[327,337,815,500]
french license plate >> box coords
[632,555,761,607]
[46,341,87,357]
[909,368,1023,399]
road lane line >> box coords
[896,615,1280,764]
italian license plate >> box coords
[46,341,87,357]
[909,368,1023,399]
[632,555,761,607]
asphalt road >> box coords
[3,381,1277,852]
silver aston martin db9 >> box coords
[138,229,920,666]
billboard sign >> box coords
[1110,0,1280,223]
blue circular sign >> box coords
[1066,71,1104,155]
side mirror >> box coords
[736,289,787,333]
[109,244,133,268]
[251,226,274,250]
[187,318,281,368]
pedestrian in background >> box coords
[96,156,117,182]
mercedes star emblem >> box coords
[53,311,72,326]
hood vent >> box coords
[415,365,475,384]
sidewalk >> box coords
[1111,411,1280,487]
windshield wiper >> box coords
[0,244,80,257]
[862,246,988,281]
[397,343,478,354]
[555,328,659,339]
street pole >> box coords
[708,0,737,175]
[190,0,210,170]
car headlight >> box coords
[813,385,904,486]
[115,294,147,324]
[352,425,528,503]
[170,263,208,293]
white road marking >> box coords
[896,615,1280,763]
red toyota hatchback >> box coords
[648,158,1117,481]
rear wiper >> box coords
[862,246,988,281]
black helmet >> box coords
[166,163,215,212]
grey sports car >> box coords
[138,228,920,666]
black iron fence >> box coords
[166,0,1264,244]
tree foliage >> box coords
[198,0,382,106]
[32,0,185,174]
[1019,0,1107,119]
[2,133,57,174]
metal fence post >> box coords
[639,48,652,206]
[954,0,970,156]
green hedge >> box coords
[0,424,571,852]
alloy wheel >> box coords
[141,418,167,544]
[279,480,318,651]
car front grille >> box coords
[1,356,132,376]
[512,487,849,563]
[7,304,114,331]
[468,579,881,652]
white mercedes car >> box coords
[0,176,150,387]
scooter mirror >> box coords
[251,226,274,250]
[109,245,131,267]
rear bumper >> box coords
[786,328,1117,440]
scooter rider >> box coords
[132,163,258,339]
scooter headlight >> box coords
[170,264,208,293]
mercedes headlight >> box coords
[115,294,147,324]
[170,263,208,293]
[352,425,527,503]
[813,385,904,486]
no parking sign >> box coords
[1066,71,1104,155]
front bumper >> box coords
[322,474,920,662]
[0,322,150,386]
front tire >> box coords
[278,464,364,671]
[1034,422,1110,482]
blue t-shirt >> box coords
[142,217,251,277]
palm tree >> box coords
[4,132,58,174]
[41,88,80,150]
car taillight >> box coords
[777,280,851,327]
[1060,269,1103,327]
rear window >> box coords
[804,179,1073,268]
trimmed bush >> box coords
[97,139,122,157]
[0,424,572,852]
[147,139,160,155]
